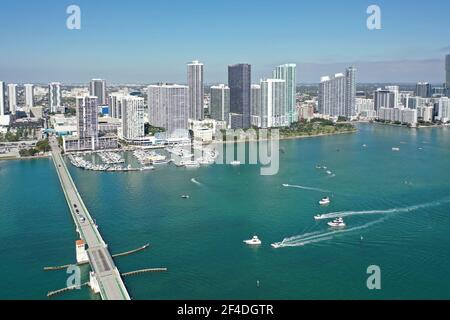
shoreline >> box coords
[213,129,358,145]
[0,154,51,162]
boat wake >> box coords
[315,199,450,220]
[282,184,330,193]
[191,178,202,186]
[273,198,450,249]
[273,218,387,248]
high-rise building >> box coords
[89,79,107,105]
[147,84,189,136]
[122,96,145,141]
[374,88,397,111]
[0,81,6,116]
[24,84,34,108]
[187,61,204,120]
[438,97,450,123]
[228,64,251,129]
[251,84,261,127]
[446,54,450,96]
[318,67,356,118]
[77,96,99,140]
[109,93,123,119]
[415,82,432,98]
[273,64,297,125]
[49,82,62,113]
[8,84,17,114]
[260,79,287,128]
[210,84,230,123]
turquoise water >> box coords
[1,123,450,300]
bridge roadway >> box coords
[49,137,131,300]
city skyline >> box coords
[1,0,450,83]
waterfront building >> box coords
[374,88,397,110]
[89,79,107,105]
[109,93,124,119]
[228,64,251,129]
[260,79,287,128]
[0,81,5,116]
[49,82,62,113]
[438,97,450,123]
[318,67,356,118]
[148,84,189,137]
[24,84,34,108]
[8,84,17,114]
[273,64,297,125]
[121,96,145,142]
[251,84,262,127]
[417,106,434,123]
[210,84,230,124]
[378,107,418,127]
[356,98,376,119]
[63,96,118,152]
[416,82,432,98]
[187,60,204,120]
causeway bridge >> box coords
[49,137,131,300]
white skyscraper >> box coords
[148,84,189,136]
[260,79,287,128]
[24,84,34,108]
[187,60,204,120]
[8,84,18,114]
[0,81,6,116]
[122,96,145,141]
[210,84,230,123]
[273,64,297,125]
[89,79,107,105]
[318,67,356,118]
[49,82,62,113]
[438,97,450,123]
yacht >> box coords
[244,236,262,245]
[392,147,400,152]
[327,217,346,228]
[319,197,331,206]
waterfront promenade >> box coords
[49,137,131,300]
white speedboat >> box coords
[314,214,324,220]
[244,236,262,245]
[328,218,346,228]
[392,147,400,152]
[230,161,241,166]
[319,197,331,206]
[181,195,190,199]
[271,243,282,249]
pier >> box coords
[49,137,131,300]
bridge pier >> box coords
[89,272,101,294]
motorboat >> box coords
[319,197,331,206]
[327,217,346,228]
[181,195,190,199]
[392,147,400,152]
[230,160,241,166]
[244,236,262,245]
[314,214,324,220]
[271,243,282,249]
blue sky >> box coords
[1,0,449,84]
